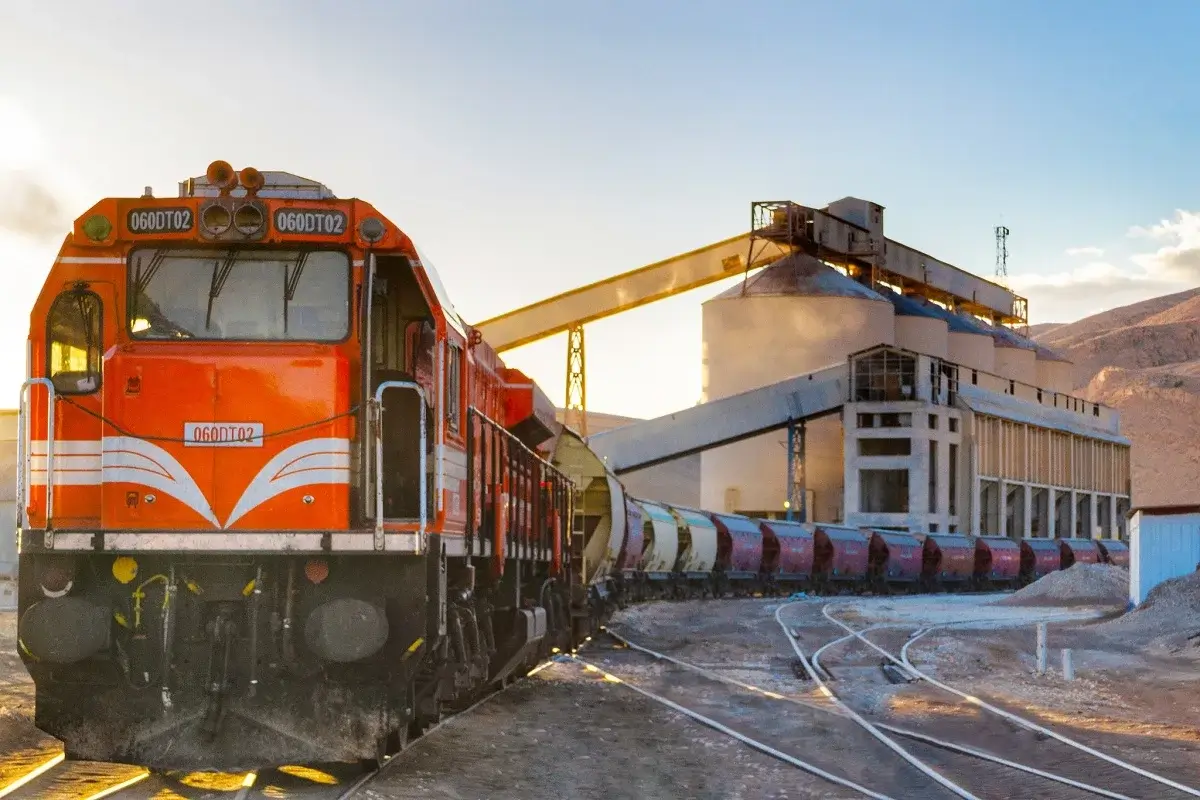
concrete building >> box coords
[583,256,1132,541]
[535,194,1130,542]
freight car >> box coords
[15,161,1130,773]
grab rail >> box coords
[17,378,57,531]
[372,381,427,552]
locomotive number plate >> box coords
[184,422,264,447]
[127,207,194,234]
[273,208,347,236]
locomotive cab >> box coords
[366,253,438,522]
[15,161,576,770]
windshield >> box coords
[128,247,350,341]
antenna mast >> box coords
[994,224,1010,287]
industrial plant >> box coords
[492,197,1132,541]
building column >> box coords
[998,479,1008,539]
[1023,483,1034,538]
[1046,488,1057,539]
[1068,489,1078,538]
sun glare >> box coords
[0,97,46,170]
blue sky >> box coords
[2,1,1199,418]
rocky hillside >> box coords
[1034,288,1200,507]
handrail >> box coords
[372,381,427,552]
[18,378,56,531]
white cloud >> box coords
[1128,210,1200,282]
[1007,211,1200,323]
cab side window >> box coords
[446,342,463,433]
[47,290,102,395]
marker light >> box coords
[82,214,112,241]
[233,203,265,235]
[239,167,265,196]
[201,204,232,235]
[112,556,138,584]
[358,217,386,243]
[304,558,329,584]
[206,160,238,195]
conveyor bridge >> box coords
[586,362,847,474]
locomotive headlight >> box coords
[358,216,385,244]
[200,203,232,235]
[233,202,265,235]
[37,556,76,598]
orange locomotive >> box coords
[16,161,576,769]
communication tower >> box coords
[994,224,1010,287]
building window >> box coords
[948,417,959,433]
[858,438,911,456]
[860,469,908,513]
[948,443,958,516]
[928,414,938,430]
[446,343,462,433]
[852,349,916,402]
[47,289,102,395]
[857,412,912,429]
[929,440,938,513]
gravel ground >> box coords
[2,581,1197,800]
[0,612,62,789]
[363,656,857,800]
[1096,570,1200,651]
[997,563,1129,608]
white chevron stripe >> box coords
[29,437,354,528]
[102,436,219,527]
[222,438,351,529]
[30,440,103,486]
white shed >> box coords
[1129,506,1200,605]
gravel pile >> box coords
[995,563,1129,608]
[1097,570,1200,645]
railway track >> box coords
[782,600,1200,800]
[575,598,1198,800]
[0,660,556,800]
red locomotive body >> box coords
[16,163,575,769]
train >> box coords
[13,161,1130,773]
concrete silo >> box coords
[896,297,995,374]
[1032,342,1075,394]
[959,315,1037,385]
[879,289,949,359]
[700,253,895,521]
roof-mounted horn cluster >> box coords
[197,160,267,241]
